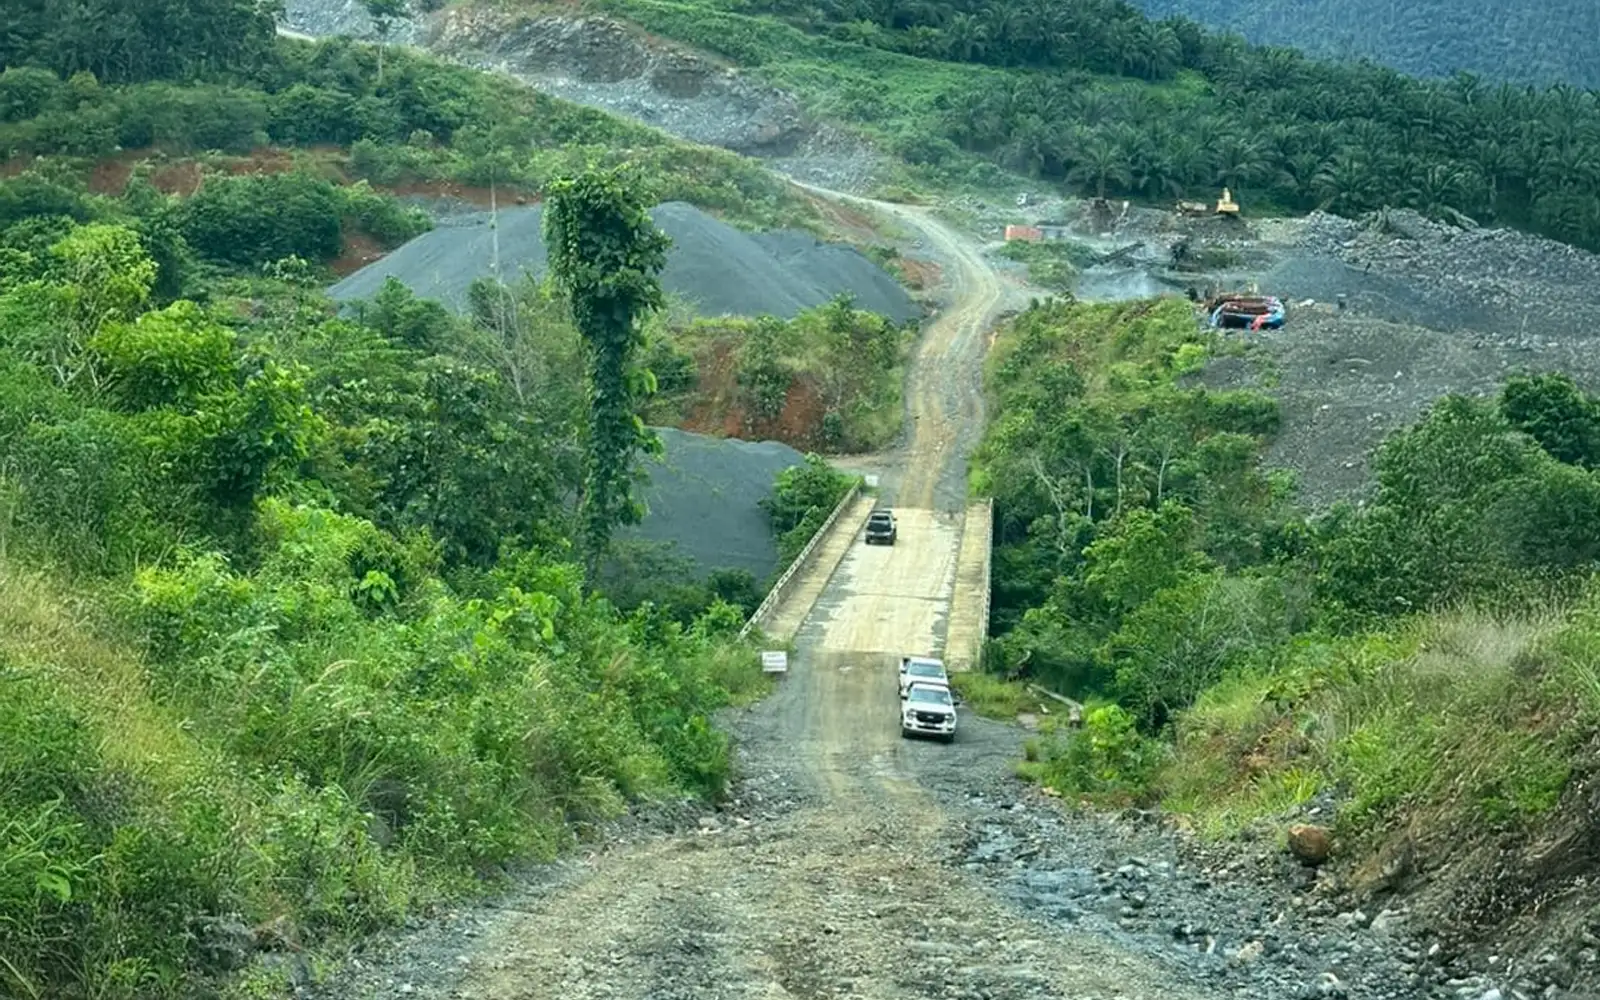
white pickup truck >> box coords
[898,655,949,698]
[901,681,958,742]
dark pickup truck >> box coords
[865,508,897,545]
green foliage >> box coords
[979,293,1600,868]
[760,453,854,564]
[0,34,818,235]
[1026,703,1165,805]
[0,177,769,998]
[1133,0,1598,90]
[995,239,1095,292]
[1315,394,1600,619]
[177,171,431,270]
[653,295,912,451]
[1159,613,1583,843]
[947,670,1044,719]
[600,0,1600,251]
[1,0,279,85]
[973,297,1295,705]
[1500,370,1600,468]
[544,165,672,568]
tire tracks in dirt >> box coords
[390,187,1227,1000]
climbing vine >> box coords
[544,165,672,568]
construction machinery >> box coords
[1177,188,1242,217]
[1204,290,1285,330]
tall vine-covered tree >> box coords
[544,165,671,570]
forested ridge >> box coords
[1130,0,1600,91]
[0,0,812,245]
[596,0,1600,250]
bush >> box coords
[762,454,854,564]
[179,171,343,267]
[1030,703,1164,805]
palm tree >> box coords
[1403,161,1471,220]
[1001,115,1054,176]
[942,12,988,63]
[1313,151,1376,216]
[1066,134,1133,199]
[1211,134,1269,192]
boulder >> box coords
[1287,823,1333,865]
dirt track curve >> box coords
[303,191,1231,1000]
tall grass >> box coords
[0,522,767,998]
[1158,608,1584,842]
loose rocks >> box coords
[1288,825,1333,866]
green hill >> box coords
[0,2,817,280]
[0,8,840,997]
[1129,0,1600,90]
[583,0,1600,251]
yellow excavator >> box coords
[1177,188,1241,217]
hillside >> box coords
[14,3,1600,1000]
[361,0,1600,255]
[1130,0,1600,90]
[971,296,1600,996]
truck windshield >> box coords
[908,663,944,678]
[908,686,952,706]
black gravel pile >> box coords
[328,202,920,323]
[623,427,805,581]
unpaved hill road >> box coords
[790,183,1006,514]
[305,190,1237,1000]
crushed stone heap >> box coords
[330,201,921,324]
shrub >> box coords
[179,171,343,267]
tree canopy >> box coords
[614,0,1600,251]
[1131,0,1600,90]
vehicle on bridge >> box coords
[865,508,897,545]
[898,655,948,698]
[901,681,957,741]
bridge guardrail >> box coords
[973,497,994,669]
[740,478,864,641]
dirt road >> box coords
[306,190,1240,1000]
[792,184,1006,514]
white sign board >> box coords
[761,651,789,674]
[864,474,880,488]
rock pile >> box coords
[329,202,920,323]
[1294,208,1600,338]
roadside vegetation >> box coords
[0,125,822,999]
[970,295,1600,873]
[761,453,858,564]
[588,0,1600,250]
[647,294,914,453]
[0,7,817,258]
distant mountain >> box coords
[1130,0,1600,89]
